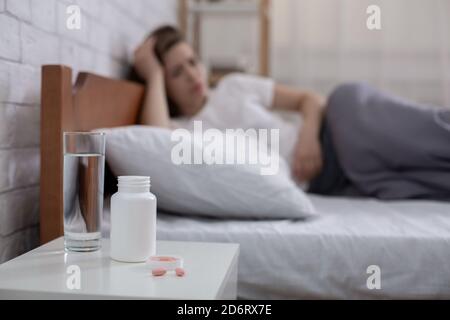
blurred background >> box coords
[182,0,450,107]
[1,0,449,263]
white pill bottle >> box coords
[110,176,156,262]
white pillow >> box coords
[98,126,317,219]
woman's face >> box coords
[162,42,208,117]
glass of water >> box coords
[63,132,106,252]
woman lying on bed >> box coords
[131,25,450,201]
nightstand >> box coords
[0,237,239,299]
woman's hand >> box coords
[134,37,171,128]
[133,37,162,81]
[292,129,323,183]
[270,84,325,182]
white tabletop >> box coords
[0,238,239,300]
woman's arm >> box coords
[272,84,326,182]
[133,37,171,128]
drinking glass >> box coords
[63,132,106,252]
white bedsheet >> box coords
[103,195,450,299]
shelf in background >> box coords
[189,2,259,15]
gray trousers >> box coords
[310,83,450,201]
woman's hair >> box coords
[151,25,185,65]
[128,25,186,118]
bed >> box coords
[101,195,450,299]
[40,65,450,299]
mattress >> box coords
[103,195,450,299]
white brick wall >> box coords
[0,148,40,193]
[22,23,61,66]
[0,14,21,61]
[0,103,40,148]
[0,0,178,263]
[30,0,56,32]
[6,0,31,22]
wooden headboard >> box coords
[40,65,145,244]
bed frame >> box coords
[40,65,145,244]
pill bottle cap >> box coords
[117,176,150,193]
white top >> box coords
[0,238,239,300]
[171,73,302,165]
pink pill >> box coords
[150,256,177,262]
[175,268,185,277]
[152,268,167,276]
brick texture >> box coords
[0,14,20,61]
[6,0,31,22]
[0,0,177,263]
